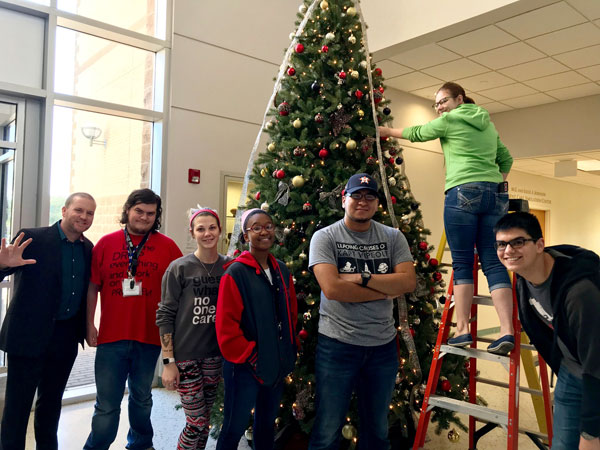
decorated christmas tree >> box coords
[213,0,473,446]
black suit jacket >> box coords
[0,222,93,357]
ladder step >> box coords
[476,336,537,351]
[473,295,494,306]
[428,395,508,426]
[475,376,544,396]
[440,345,510,364]
[475,420,550,440]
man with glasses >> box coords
[494,212,600,449]
[308,173,416,449]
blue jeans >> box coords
[552,365,583,449]
[216,361,284,450]
[444,182,511,291]
[308,334,398,450]
[83,340,161,450]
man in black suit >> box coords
[0,192,96,450]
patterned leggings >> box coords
[176,356,223,450]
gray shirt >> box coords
[526,270,582,377]
[309,219,413,346]
[157,253,231,361]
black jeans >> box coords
[1,318,79,450]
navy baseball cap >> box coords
[344,173,378,195]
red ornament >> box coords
[391,196,397,204]
[233,249,241,256]
[429,258,439,267]
[299,329,308,340]
[314,113,324,124]
[338,71,347,79]
[287,67,296,76]
[275,169,286,179]
[302,201,312,211]
[409,328,415,337]
[378,86,385,94]
[374,68,382,76]
[418,241,428,251]
[389,157,395,165]
[354,90,363,99]
[373,90,383,104]
[441,380,452,392]
[295,43,305,53]
[319,148,329,159]
[321,45,329,53]
[366,156,376,165]
[255,191,261,200]
[424,253,431,261]
[278,101,290,116]
[432,272,442,282]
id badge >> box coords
[122,278,142,297]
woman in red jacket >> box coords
[215,208,298,450]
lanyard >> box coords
[123,228,151,279]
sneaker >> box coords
[447,333,473,347]
[487,335,515,355]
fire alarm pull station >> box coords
[188,169,200,184]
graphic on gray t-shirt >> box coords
[309,219,413,346]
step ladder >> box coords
[412,254,554,449]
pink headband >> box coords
[241,208,262,230]
[189,209,221,230]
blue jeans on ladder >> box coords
[552,364,583,450]
[443,182,511,291]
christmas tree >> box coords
[213,0,472,446]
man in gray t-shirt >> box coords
[308,173,416,450]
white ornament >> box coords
[360,60,367,69]
[348,35,357,44]
[325,32,335,42]
[384,151,391,158]
[261,202,270,212]
[298,4,307,14]
[388,177,397,186]
[267,143,276,151]
[284,227,291,235]
[350,70,359,79]
[293,118,302,129]
[289,32,296,40]
[299,252,307,260]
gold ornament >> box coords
[275,417,282,425]
[293,118,302,128]
[346,139,357,150]
[306,295,316,306]
[245,427,253,441]
[447,428,460,443]
[348,34,357,44]
[320,0,329,10]
[347,7,357,16]
[267,142,276,151]
[350,70,359,79]
[292,175,305,188]
[266,120,275,130]
[299,251,307,259]
[357,109,365,118]
[260,168,268,177]
[341,424,357,440]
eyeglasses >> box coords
[432,96,455,109]
[346,192,378,201]
[494,237,537,251]
[246,223,275,233]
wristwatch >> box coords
[361,271,372,287]
[162,357,175,365]
[581,432,597,441]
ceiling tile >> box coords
[478,83,538,101]
[376,60,414,79]
[388,44,460,70]
[501,93,558,108]
[498,58,570,81]
[455,71,515,92]
[482,102,513,114]
[421,59,489,80]
[554,45,600,69]
[526,23,600,55]
[547,82,600,100]
[409,85,443,100]
[496,2,587,40]
[384,72,444,92]
[524,71,589,90]
[578,64,600,81]
[566,0,600,20]
[470,42,545,70]
[470,93,494,104]
[438,25,518,57]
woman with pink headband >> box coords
[156,207,231,449]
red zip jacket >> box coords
[216,251,298,386]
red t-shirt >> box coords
[91,229,183,346]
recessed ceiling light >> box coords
[577,160,600,171]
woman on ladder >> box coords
[379,81,514,355]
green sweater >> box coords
[402,103,513,191]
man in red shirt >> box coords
[83,189,182,450]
